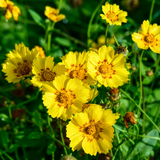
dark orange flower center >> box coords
[106,11,118,22]
[58,93,69,103]
[144,34,154,43]
[14,61,32,77]
[86,125,96,135]
[39,68,56,82]
[99,64,112,74]
[69,69,86,80]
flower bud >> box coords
[115,44,128,56]
[146,70,153,77]
[131,66,136,71]
[60,155,77,160]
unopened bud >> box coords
[115,44,128,56]
[60,155,77,160]
[113,103,119,107]
[146,70,153,77]
[131,66,136,71]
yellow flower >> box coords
[100,2,127,25]
[66,105,119,155]
[61,51,96,86]
[42,75,90,120]
[34,46,45,58]
[87,45,130,88]
[132,20,160,53]
[31,56,66,89]
[2,43,38,83]
[0,0,21,21]
[44,6,65,22]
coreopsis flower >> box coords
[0,0,21,21]
[31,56,66,89]
[132,20,160,53]
[2,43,39,83]
[42,75,90,120]
[100,2,127,25]
[44,6,65,22]
[87,45,130,88]
[34,46,45,58]
[61,51,96,86]
[66,105,119,155]
[123,112,137,128]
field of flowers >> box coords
[0,0,160,159]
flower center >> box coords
[86,125,96,135]
[20,65,31,75]
[42,71,55,81]
[144,34,154,43]
[106,12,118,21]
[57,93,69,104]
[14,61,32,77]
[69,69,86,80]
[99,64,112,74]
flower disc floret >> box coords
[66,105,119,155]
[87,45,130,88]
[42,75,90,120]
[132,20,160,53]
[100,2,127,25]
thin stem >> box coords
[120,89,160,133]
[15,147,20,160]
[87,0,106,49]
[8,106,12,119]
[22,147,28,160]
[138,50,144,116]
[58,0,63,10]
[149,0,156,22]
[2,151,14,160]
[47,115,54,134]
[58,119,68,155]
[142,84,145,133]
[148,54,160,99]
[105,24,109,45]
[91,81,98,102]
[154,105,160,128]
[47,22,55,52]
[113,35,119,46]
[53,28,87,47]
[115,129,122,153]
[135,124,139,139]
[0,155,5,160]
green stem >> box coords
[53,28,87,47]
[15,147,20,160]
[153,105,160,130]
[142,84,145,133]
[58,119,68,155]
[58,0,63,10]
[22,147,28,160]
[0,155,5,160]
[105,24,109,45]
[149,0,156,22]
[1,151,14,160]
[113,35,119,46]
[135,124,139,139]
[138,50,144,116]
[91,81,98,102]
[87,0,106,49]
[8,106,12,119]
[148,54,160,99]
[120,89,160,133]
[47,22,55,52]
[115,129,122,153]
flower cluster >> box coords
[0,0,21,21]
[2,0,158,157]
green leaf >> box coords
[127,129,159,160]
[28,9,45,29]
[0,113,9,123]
[139,129,159,158]
[143,75,154,85]
[46,142,57,155]
[8,144,18,153]
[53,37,72,47]
[28,132,41,139]
[0,129,9,149]
[32,110,43,131]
